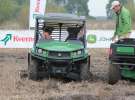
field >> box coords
[0,49,135,100]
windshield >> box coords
[37,19,85,42]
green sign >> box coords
[87,34,97,44]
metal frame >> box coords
[34,13,86,47]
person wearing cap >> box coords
[111,1,132,41]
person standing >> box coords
[111,1,132,41]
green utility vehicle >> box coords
[28,13,91,80]
[109,38,135,84]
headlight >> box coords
[43,50,47,55]
[36,48,47,55]
[72,50,82,57]
[72,52,77,56]
[77,50,82,55]
[37,48,43,54]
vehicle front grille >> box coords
[48,51,70,58]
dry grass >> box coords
[0,49,135,100]
[0,20,135,30]
[87,20,135,30]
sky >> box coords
[88,0,109,17]
[88,0,135,17]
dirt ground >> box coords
[0,49,135,100]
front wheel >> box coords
[80,62,91,81]
[108,63,121,85]
[28,55,40,80]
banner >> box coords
[0,30,135,48]
[0,30,34,48]
[87,30,135,48]
[29,0,46,28]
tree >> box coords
[46,0,89,17]
[15,0,28,5]
[125,0,135,22]
[0,0,19,23]
[17,1,29,29]
[54,0,65,5]
[65,0,89,17]
[106,0,127,19]
[46,0,66,13]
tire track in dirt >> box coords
[0,49,135,100]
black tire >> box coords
[80,62,91,80]
[108,63,121,85]
[28,55,40,80]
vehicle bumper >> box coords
[30,52,90,77]
[121,68,135,79]
[30,52,89,63]
[110,60,135,79]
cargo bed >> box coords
[109,38,135,65]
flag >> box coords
[29,0,46,28]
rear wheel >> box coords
[28,54,40,80]
[108,63,121,85]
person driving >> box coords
[67,27,82,40]
[43,27,53,40]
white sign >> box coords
[29,0,46,28]
[86,30,135,48]
[0,30,34,48]
[0,30,135,48]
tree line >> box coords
[0,0,29,28]
[0,0,134,29]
